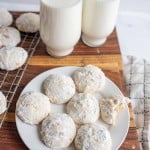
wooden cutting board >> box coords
[0,12,140,150]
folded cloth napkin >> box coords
[123,55,150,150]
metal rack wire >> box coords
[0,31,40,128]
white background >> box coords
[0,0,150,60]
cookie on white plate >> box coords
[16,13,40,33]
[42,74,75,104]
[0,9,13,27]
[16,91,51,125]
[67,93,99,124]
[0,91,7,114]
[41,113,76,149]
[0,27,21,48]
[0,47,28,71]
[75,124,112,150]
[72,64,105,93]
[100,95,125,125]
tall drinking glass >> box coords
[40,0,82,57]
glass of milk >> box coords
[40,0,82,57]
[82,0,120,47]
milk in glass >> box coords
[40,0,82,57]
[82,0,120,47]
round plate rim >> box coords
[15,66,130,150]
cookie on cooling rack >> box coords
[16,13,40,33]
[75,124,112,150]
[67,93,99,124]
[42,74,75,104]
[0,47,28,71]
[16,91,51,125]
[0,27,21,48]
[72,64,106,93]
[0,91,7,114]
[0,9,13,27]
[41,113,76,149]
[100,95,125,125]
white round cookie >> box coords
[16,13,40,33]
[41,113,76,149]
[0,9,13,27]
[75,124,112,150]
[0,47,28,71]
[42,74,75,104]
[0,91,7,114]
[16,91,51,125]
[0,27,21,48]
[72,64,106,93]
[67,93,99,124]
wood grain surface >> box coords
[0,12,140,150]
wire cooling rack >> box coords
[0,31,40,128]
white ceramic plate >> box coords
[15,66,130,150]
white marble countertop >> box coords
[0,0,150,60]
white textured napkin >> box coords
[123,55,150,150]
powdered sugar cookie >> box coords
[100,95,125,125]
[0,91,7,114]
[41,113,76,149]
[0,47,28,71]
[16,91,51,125]
[67,93,99,124]
[42,74,75,104]
[0,27,21,48]
[75,124,112,150]
[0,9,13,27]
[16,13,40,33]
[72,64,105,93]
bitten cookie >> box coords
[100,95,125,125]
[72,64,105,93]
[0,9,13,27]
[0,27,21,48]
[16,13,40,33]
[0,91,7,114]
[67,93,99,124]
[16,91,51,125]
[0,47,28,71]
[42,74,75,104]
[40,113,76,149]
[75,124,112,150]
